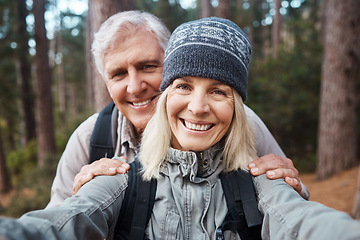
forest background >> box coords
[0,0,359,219]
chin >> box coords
[181,145,210,152]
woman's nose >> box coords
[188,92,210,115]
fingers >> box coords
[111,156,130,173]
[72,157,130,195]
[249,154,298,177]
[116,162,130,174]
[265,168,298,180]
[72,172,94,195]
[249,154,296,176]
[248,153,305,197]
[285,177,303,195]
[264,168,302,195]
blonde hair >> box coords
[139,87,257,180]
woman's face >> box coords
[167,77,235,152]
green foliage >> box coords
[0,40,20,149]
[247,19,322,172]
[292,154,318,173]
[6,140,37,186]
[1,153,59,217]
[55,111,91,153]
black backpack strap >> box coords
[219,170,262,240]
[115,160,157,240]
[89,102,116,163]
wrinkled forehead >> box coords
[108,24,149,47]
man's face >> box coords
[103,29,164,134]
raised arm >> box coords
[255,174,360,239]
[0,173,128,240]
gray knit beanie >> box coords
[161,17,252,101]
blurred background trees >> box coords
[0,0,359,218]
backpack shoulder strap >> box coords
[89,102,116,163]
[115,159,157,240]
[220,170,262,240]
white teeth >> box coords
[133,99,151,106]
[184,120,211,131]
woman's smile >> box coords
[181,118,214,132]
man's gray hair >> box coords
[91,10,171,78]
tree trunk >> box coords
[86,10,94,111]
[86,0,134,112]
[316,0,360,180]
[309,0,319,25]
[200,0,212,18]
[33,0,56,166]
[15,0,36,144]
[272,0,282,58]
[236,0,244,23]
[319,0,328,43]
[69,82,79,117]
[56,27,67,122]
[215,0,231,19]
[0,129,11,193]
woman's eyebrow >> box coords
[173,77,192,84]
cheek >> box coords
[148,72,163,89]
[166,96,178,121]
[106,82,124,100]
[166,94,185,123]
[217,103,234,126]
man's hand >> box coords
[248,154,307,199]
[72,157,130,195]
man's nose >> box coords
[127,71,146,95]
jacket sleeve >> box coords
[255,174,360,240]
[46,114,99,209]
[0,174,127,240]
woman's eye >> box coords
[176,84,191,90]
[213,89,226,96]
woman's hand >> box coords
[248,154,309,200]
[72,157,130,195]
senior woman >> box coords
[0,17,359,240]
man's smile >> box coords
[129,96,157,108]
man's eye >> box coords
[142,65,157,72]
[112,71,126,79]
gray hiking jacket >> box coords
[1,147,359,240]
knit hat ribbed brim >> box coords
[161,17,252,101]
